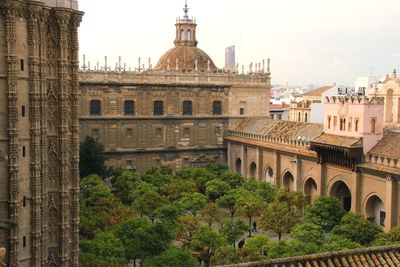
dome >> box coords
[154,45,217,71]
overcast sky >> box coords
[78,0,400,86]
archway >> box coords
[365,195,385,227]
[330,181,351,211]
[304,178,318,204]
[235,158,242,174]
[283,171,294,191]
[265,166,274,183]
[249,162,257,178]
[385,89,393,123]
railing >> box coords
[224,130,309,148]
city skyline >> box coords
[79,0,400,86]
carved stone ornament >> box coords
[0,149,8,162]
[0,247,5,267]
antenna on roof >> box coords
[183,0,189,18]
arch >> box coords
[385,89,393,123]
[235,158,242,174]
[305,112,308,122]
[330,180,351,211]
[283,171,294,191]
[265,166,274,183]
[371,117,376,133]
[365,195,385,227]
[180,29,185,41]
[304,178,318,204]
[187,30,191,41]
[249,161,257,178]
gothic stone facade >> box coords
[79,71,270,173]
[0,1,82,266]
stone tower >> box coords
[0,0,83,266]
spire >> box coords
[183,0,189,18]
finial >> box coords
[183,0,189,18]
[393,68,397,78]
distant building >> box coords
[270,103,290,120]
[225,45,235,70]
[355,76,380,96]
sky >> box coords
[78,0,400,86]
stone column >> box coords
[350,171,361,213]
[227,141,232,170]
[257,147,263,181]
[273,152,280,187]
[241,144,247,178]
[3,4,20,266]
[385,177,395,232]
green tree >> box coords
[219,170,244,188]
[176,215,201,247]
[200,203,219,226]
[80,232,125,267]
[220,219,249,247]
[79,136,106,178]
[115,218,173,266]
[205,179,231,202]
[267,240,319,259]
[243,179,277,203]
[235,192,265,237]
[304,196,346,231]
[143,246,199,267]
[160,179,197,201]
[188,167,217,193]
[141,166,175,187]
[211,246,240,266]
[155,203,182,228]
[112,170,140,204]
[217,188,245,219]
[291,222,325,245]
[206,163,229,176]
[274,188,306,210]
[133,189,165,222]
[243,235,270,258]
[259,200,301,240]
[321,234,362,252]
[179,192,207,216]
[191,226,225,267]
[332,212,383,245]
[373,225,400,246]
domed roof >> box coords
[154,45,217,71]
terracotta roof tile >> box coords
[302,86,333,97]
[310,133,362,149]
[218,244,400,267]
[368,131,400,159]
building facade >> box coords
[79,6,270,173]
[226,93,400,231]
[0,0,82,266]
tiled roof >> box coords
[219,244,400,267]
[233,118,323,141]
[368,131,400,159]
[302,86,333,97]
[270,104,290,109]
[311,133,362,149]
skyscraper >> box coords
[225,45,235,70]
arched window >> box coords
[124,100,135,115]
[90,100,101,116]
[371,118,376,133]
[305,113,308,122]
[183,101,193,115]
[154,101,164,115]
[328,116,331,129]
[298,112,301,121]
[180,29,185,41]
[187,30,191,41]
[212,101,222,115]
[355,118,359,132]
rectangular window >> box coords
[124,100,135,115]
[20,59,24,71]
[22,146,26,157]
[328,116,331,129]
[90,100,101,116]
[214,127,221,136]
[240,108,245,115]
[183,127,190,137]
[156,128,162,138]
[154,101,164,115]
[126,128,132,138]
[183,101,193,115]
[212,101,222,115]
[355,118,359,132]
[23,196,26,207]
[23,236,26,248]
[22,105,25,117]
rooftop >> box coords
[311,133,363,149]
[368,131,400,160]
[302,85,333,97]
[219,244,400,267]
